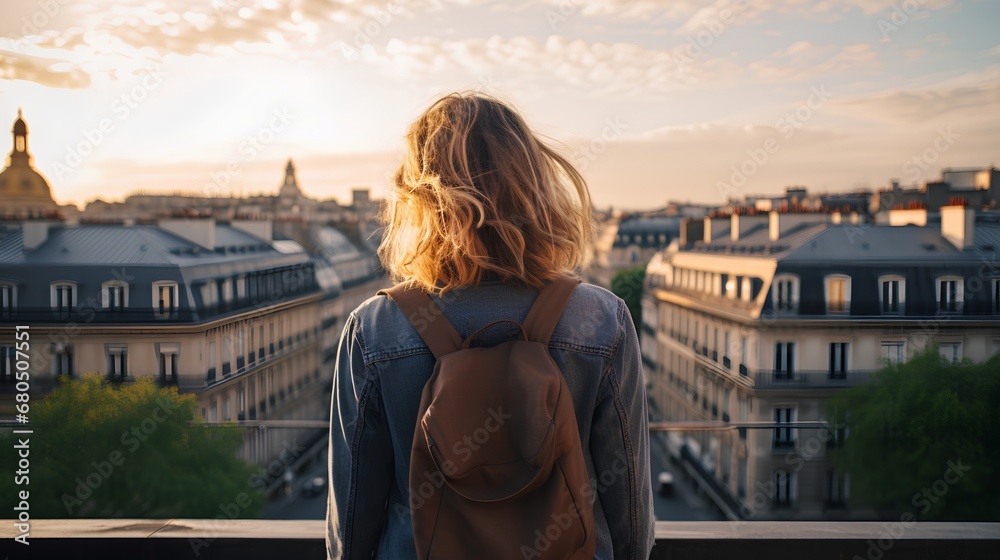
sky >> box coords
[0,0,998,210]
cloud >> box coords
[358,34,747,99]
[830,80,1000,124]
[748,41,881,81]
[0,49,91,88]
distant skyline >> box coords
[0,0,997,209]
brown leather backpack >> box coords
[378,276,596,560]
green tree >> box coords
[0,375,263,518]
[611,267,646,332]
[829,348,1000,520]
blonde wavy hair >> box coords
[378,92,594,294]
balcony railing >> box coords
[4,519,996,560]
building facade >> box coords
[641,206,1000,519]
[0,218,383,468]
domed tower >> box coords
[0,109,58,218]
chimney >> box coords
[159,218,216,249]
[887,208,927,227]
[941,205,975,250]
[231,219,273,243]
[730,213,769,242]
[679,218,704,247]
[703,216,728,243]
[769,211,825,241]
[22,221,53,250]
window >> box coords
[825,275,851,314]
[773,274,799,312]
[221,278,233,303]
[828,409,849,449]
[829,342,848,379]
[737,459,747,499]
[207,340,217,382]
[773,470,796,507]
[939,342,962,364]
[0,283,16,317]
[158,344,179,385]
[936,276,963,312]
[774,342,795,379]
[879,275,905,314]
[826,471,849,508]
[201,280,217,309]
[154,281,179,318]
[106,345,128,381]
[992,278,1000,314]
[223,333,232,376]
[102,280,129,310]
[881,341,905,365]
[0,346,14,383]
[773,407,795,448]
[51,282,76,316]
[51,344,73,376]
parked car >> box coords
[302,476,327,497]
[658,471,675,496]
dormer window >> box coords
[102,280,129,310]
[825,275,851,314]
[153,281,179,319]
[879,275,905,314]
[773,274,799,312]
[50,281,76,317]
[936,276,963,313]
[0,283,15,318]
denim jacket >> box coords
[326,279,654,559]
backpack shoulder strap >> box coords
[522,276,580,346]
[377,285,463,359]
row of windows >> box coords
[616,233,669,245]
[772,274,996,314]
[647,267,999,315]
[0,343,174,381]
[0,265,316,315]
[0,281,179,316]
[770,339,973,377]
[668,267,763,303]
[756,470,850,509]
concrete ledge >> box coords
[1,520,998,559]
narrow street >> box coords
[263,434,725,522]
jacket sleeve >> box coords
[327,312,394,560]
[590,298,655,559]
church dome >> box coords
[0,163,54,201]
[0,109,57,217]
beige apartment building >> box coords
[641,206,1000,519]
